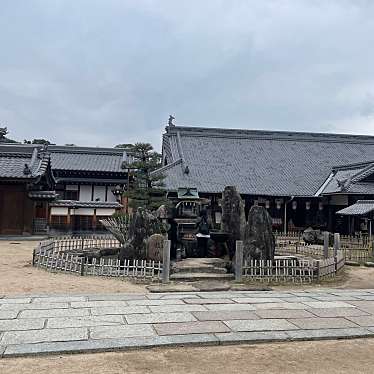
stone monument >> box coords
[243,205,275,261]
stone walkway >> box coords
[2,289,374,357]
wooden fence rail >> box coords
[33,236,164,281]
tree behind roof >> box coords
[123,143,167,211]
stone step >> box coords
[171,264,227,274]
[170,272,235,282]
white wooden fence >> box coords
[33,236,164,281]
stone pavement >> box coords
[2,289,374,357]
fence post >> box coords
[80,257,85,276]
[32,248,36,266]
[323,231,329,259]
[235,241,243,282]
[162,240,171,283]
[334,233,340,272]
[81,238,85,251]
[316,260,320,282]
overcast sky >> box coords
[1,1,374,150]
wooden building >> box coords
[157,125,374,235]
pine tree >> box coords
[123,143,167,211]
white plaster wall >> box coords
[94,186,106,202]
[66,185,78,191]
[106,186,118,202]
[96,208,116,216]
[71,208,94,216]
[79,185,92,201]
[50,207,68,216]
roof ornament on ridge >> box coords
[168,115,175,127]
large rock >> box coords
[243,206,275,261]
[303,227,333,245]
[147,234,164,262]
[221,186,246,258]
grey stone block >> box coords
[289,317,357,329]
[184,299,234,305]
[91,306,150,316]
[150,304,207,313]
[216,331,290,344]
[233,298,285,304]
[0,310,19,319]
[0,298,32,304]
[302,301,356,309]
[0,318,45,332]
[19,308,89,319]
[47,315,125,328]
[87,294,147,301]
[253,303,307,310]
[126,299,185,306]
[288,327,374,341]
[2,327,88,345]
[224,319,299,332]
[205,304,256,311]
[153,321,230,335]
[147,293,200,300]
[71,301,129,308]
[310,308,370,318]
[125,312,196,324]
[0,302,70,311]
[32,296,87,303]
[255,309,315,319]
[345,315,374,327]
[312,296,359,301]
[193,310,259,321]
[90,324,155,339]
[277,297,319,303]
[355,295,374,301]
[3,334,219,357]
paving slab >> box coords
[345,315,374,327]
[90,324,155,339]
[289,317,358,330]
[47,315,125,328]
[288,327,374,341]
[233,298,283,304]
[0,318,45,332]
[3,334,219,357]
[126,299,185,306]
[224,319,299,332]
[215,331,290,344]
[0,310,19,320]
[192,310,259,321]
[183,298,234,305]
[205,303,256,311]
[0,302,70,311]
[147,293,201,300]
[0,298,32,304]
[125,312,196,324]
[150,304,207,313]
[309,308,370,318]
[32,296,86,303]
[312,296,359,301]
[1,327,88,345]
[71,301,129,308]
[87,294,148,301]
[153,321,230,335]
[302,301,356,309]
[254,309,315,319]
[253,302,307,310]
[19,308,89,319]
[91,306,150,316]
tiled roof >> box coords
[158,125,374,196]
[49,146,128,173]
[50,200,122,209]
[0,144,50,180]
[336,200,374,216]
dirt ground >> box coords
[1,240,374,295]
[0,241,146,295]
[1,338,374,374]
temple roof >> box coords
[157,125,374,196]
[336,200,374,216]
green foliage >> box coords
[123,142,167,211]
[115,143,134,149]
[24,138,53,145]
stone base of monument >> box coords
[170,258,234,282]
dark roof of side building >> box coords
[157,125,374,197]
[49,146,128,173]
[0,144,51,180]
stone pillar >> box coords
[235,241,243,282]
[162,240,171,283]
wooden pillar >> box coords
[92,209,97,231]
[323,231,329,259]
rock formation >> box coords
[243,206,275,261]
[303,227,333,245]
[147,233,164,261]
[221,186,246,258]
